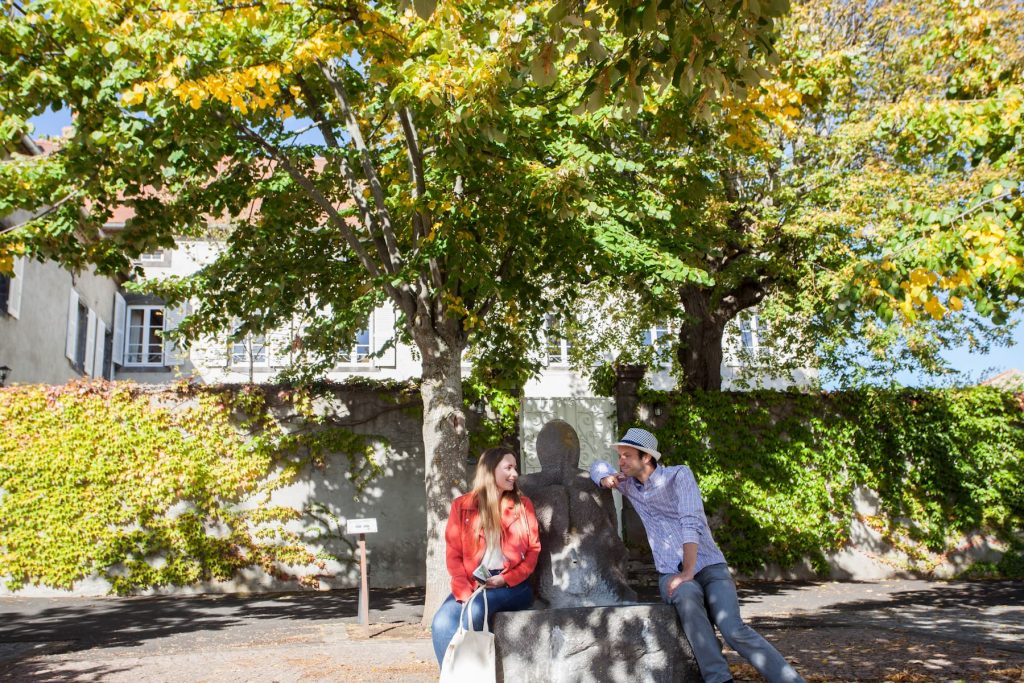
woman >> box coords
[431,446,541,666]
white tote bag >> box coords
[439,586,496,683]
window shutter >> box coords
[65,289,80,362]
[534,326,550,368]
[372,305,397,368]
[112,292,126,365]
[163,304,187,366]
[84,309,97,376]
[7,256,24,319]
[93,319,106,378]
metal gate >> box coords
[519,397,617,474]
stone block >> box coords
[494,604,701,682]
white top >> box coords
[482,541,505,570]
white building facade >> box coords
[2,235,816,408]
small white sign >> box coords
[346,518,378,534]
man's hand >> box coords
[484,574,507,589]
[666,570,695,597]
[600,473,625,489]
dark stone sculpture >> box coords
[519,419,637,607]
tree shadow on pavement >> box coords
[731,624,1024,683]
[635,579,1024,683]
[1,661,137,682]
[0,587,426,652]
[730,580,1024,683]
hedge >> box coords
[640,387,1024,577]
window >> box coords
[231,334,268,366]
[1,256,24,318]
[643,323,671,349]
[545,316,570,366]
[65,290,106,375]
[642,323,672,365]
[135,249,170,267]
[739,314,762,354]
[102,329,113,379]
[75,302,89,371]
[138,250,165,263]
[125,305,166,366]
[339,328,371,364]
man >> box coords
[591,427,804,683]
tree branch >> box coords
[476,242,518,321]
[318,60,403,277]
[720,277,767,319]
[291,74,385,245]
[289,75,417,320]
[0,192,79,234]
[227,118,391,284]
[397,107,445,291]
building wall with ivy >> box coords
[0,379,438,596]
[4,381,1021,598]
[626,387,1024,580]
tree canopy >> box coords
[557,0,1024,390]
[0,0,788,613]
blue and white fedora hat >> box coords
[612,427,661,461]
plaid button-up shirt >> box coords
[591,460,727,575]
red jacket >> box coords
[444,491,541,601]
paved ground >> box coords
[1,579,1022,682]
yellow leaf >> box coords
[121,85,147,106]
[923,296,946,320]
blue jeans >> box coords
[430,580,533,665]
[660,563,804,683]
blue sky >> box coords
[891,320,1021,386]
[26,111,1022,385]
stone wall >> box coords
[1,383,451,597]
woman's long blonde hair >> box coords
[471,446,522,551]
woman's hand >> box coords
[484,574,507,589]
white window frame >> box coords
[230,333,269,368]
[544,316,571,367]
[338,328,372,365]
[738,313,762,355]
[123,305,167,367]
[138,250,165,263]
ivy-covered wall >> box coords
[5,380,1020,596]
[634,387,1024,578]
[0,379,433,595]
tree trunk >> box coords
[417,333,469,626]
[677,278,766,391]
[677,288,728,391]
